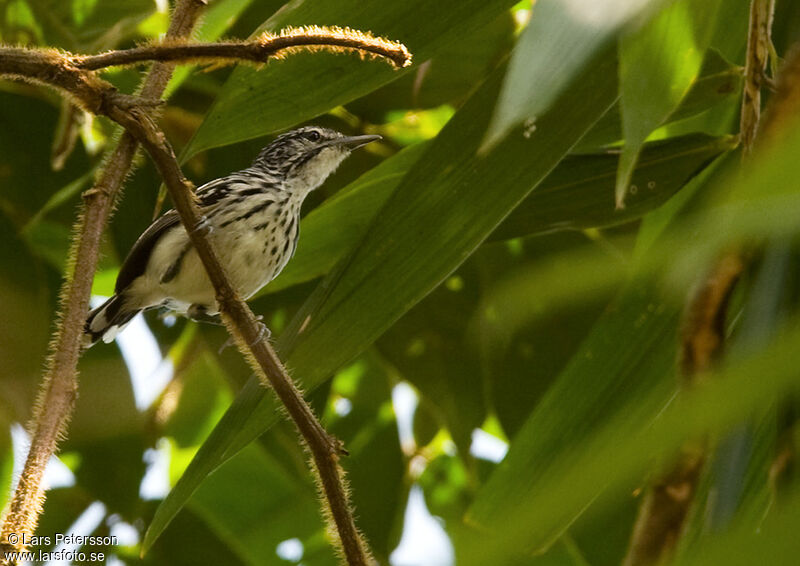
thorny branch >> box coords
[112,105,373,565]
[0,1,206,563]
[73,26,412,70]
[0,19,409,566]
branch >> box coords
[0,18,413,565]
[0,28,410,117]
[0,46,126,115]
[73,26,412,70]
[108,105,373,564]
[739,0,776,156]
[622,253,744,566]
[0,0,207,561]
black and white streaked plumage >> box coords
[85,126,380,346]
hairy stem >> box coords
[740,0,776,156]
[0,31,409,116]
[109,105,372,564]
[0,0,206,561]
[0,15,413,565]
[73,26,412,70]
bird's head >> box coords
[253,126,380,194]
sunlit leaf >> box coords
[615,0,722,207]
[483,0,667,150]
[575,49,742,150]
[185,0,518,156]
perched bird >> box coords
[85,126,380,346]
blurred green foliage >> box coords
[2,0,800,564]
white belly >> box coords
[128,198,300,314]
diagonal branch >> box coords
[0,17,412,566]
[0,1,207,562]
[108,103,373,564]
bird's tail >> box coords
[84,294,140,347]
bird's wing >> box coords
[114,176,237,293]
[115,210,181,293]
[196,175,235,208]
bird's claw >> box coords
[187,304,222,325]
[250,318,271,347]
[218,336,235,354]
[217,315,270,354]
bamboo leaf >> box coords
[265,133,731,297]
[184,0,518,157]
[464,317,800,563]
[490,133,734,241]
[575,50,742,150]
[482,0,667,150]
[465,119,800,561]
[615,0,722,207]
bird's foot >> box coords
[187,304,222,325]
[217,315,270,353]
[249,316,271,346]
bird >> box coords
[85,126,380,346]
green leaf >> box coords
[165,348,235,453]
[468,274,683,549]
[184,0,518,157]
[465,124,800,557]
[476,233,627,437]
[163,0,274,98]
[672,489,800,566]
[575,50,742,151]
[0,92,92,225]
[139,503,248,566]
[186,443,325,565]
[490,133,735,241]
[21,170,94,233]
[73,435,147,519]
[69,344,139,446]
[615,0,722,207]
[465,315,800,563]
[482,0,667,150]
[268,132,730,298]
[25,0,155,51]
[376,259,487,455]
[144,44,619,552]
[346,10,515,119]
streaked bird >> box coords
[85,126,379,346]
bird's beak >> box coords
[333,134,382,150]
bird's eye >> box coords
[307,130,321,142]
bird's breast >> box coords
[209,195,302,298]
